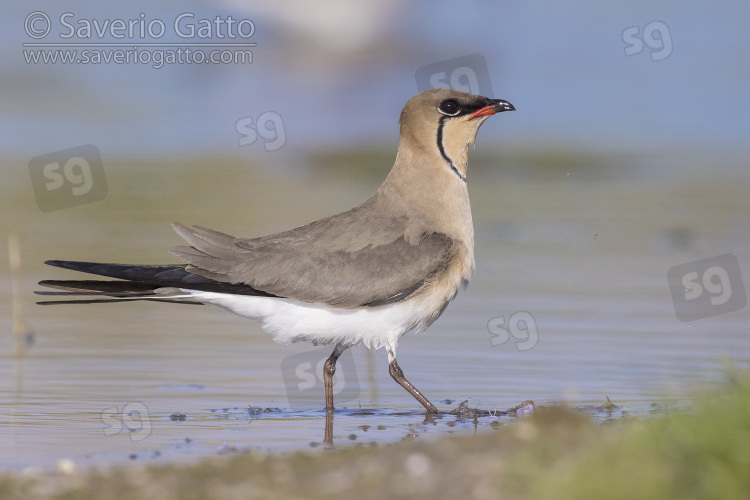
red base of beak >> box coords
[468,105,497,120]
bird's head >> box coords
[398,89,515,182]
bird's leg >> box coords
[324,410,334,446]
[387,347,439,413]
[323,343,348,413]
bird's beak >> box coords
[468,99,515,120]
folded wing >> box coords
[171,220,457,307]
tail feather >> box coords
[39,279,159,294]
[37,260,278,305]
[44,260,191,282]
[36,296,201,305]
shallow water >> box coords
[2,153,748,473]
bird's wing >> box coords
[170,219,457,307]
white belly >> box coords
[182,290,442,350]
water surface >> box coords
[2,153,748,472]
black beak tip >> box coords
[494,100,515,112]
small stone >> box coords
[404,453,431,477]
[57,459,76,474]
[516,404,534,417]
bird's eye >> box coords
[438,99,460,116]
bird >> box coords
[37,88,515,414]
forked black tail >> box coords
[36,260,275,305]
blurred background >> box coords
[3,0,749,156]
[1,0,749,471]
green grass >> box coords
[527,371,750,499]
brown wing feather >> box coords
[170,214,457,307]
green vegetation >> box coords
[506,370,750,499]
